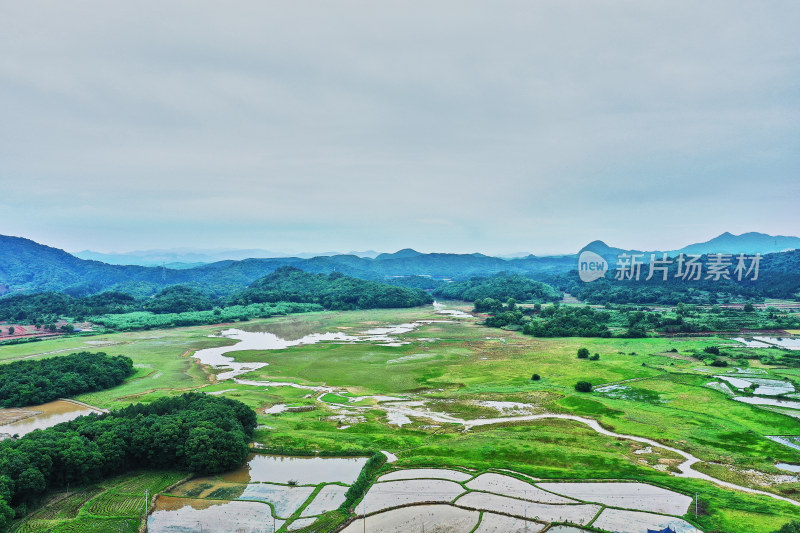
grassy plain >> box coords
[3,304,800,532]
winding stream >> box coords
[191,305,799,508]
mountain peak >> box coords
[375,248,422,260]
[677,232,800,255]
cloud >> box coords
[1,0,798,254]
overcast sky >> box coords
[1,1,798,256]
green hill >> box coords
[229,267,433,310]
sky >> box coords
[1,1,798,256]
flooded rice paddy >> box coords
[379,468,472,483]
[354,469,699,532]
[341,504,480,533]
[732,336,800,350]
[220,454,367,485]
[733,396,800,410]
[148,454,368,532]
[537,482,692,515]
[147,497,282,533]
[591,508,701,533]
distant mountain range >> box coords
[674,232,800,255]
[1,232,797,297]
[74,248,381,266]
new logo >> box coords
[578,250,607,283]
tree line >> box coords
[0,268,433,327]
[0,352,134,408]
[433,272,562,303]
[0,393,257,530]
[230,267,433,310]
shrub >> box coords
[589,354,600,361]
[577,348,590,359]
[710,359,729,367]
[575,381,592,393]
[531,374,541,381]
[704,346,720,355]
[772,520,800,533]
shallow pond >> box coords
[433,301,473,319]
[777,463,800,473]
[0,400,102,438]
[733,336,800,350]
[767,436,800,451]
[220,453,368,485]
[734,396,800,410]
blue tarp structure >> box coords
[647,528,676,533]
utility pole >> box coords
[524,489,528,532]
[695,492,698,518]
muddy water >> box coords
[0,400,102,438]
[147,496,281,533]
[220,453,368,485]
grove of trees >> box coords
[433,273,562,303]
[0,393,256,530]
[0,352,134,408]
[230,267,433,310]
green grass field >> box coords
[4,303,800,532]
[10,471,186,533]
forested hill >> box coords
[2,234,798,299]
[229,267,433,310]
[433,273,563,303]
[0,235,574,297]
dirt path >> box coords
[323,395,800,508]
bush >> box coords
[589,354,600,361]
[575,381,592,393]
[531,374,541,381]
[704,346,720,355]
[577,348,590,359]
[773,520,800,533]
[341,452,386,509]
[710,359,729,367]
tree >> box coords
[7,327,13,336]
[575,381,592,392]
[577,348,590,359]
[0,499,13,531]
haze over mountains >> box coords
[1,232,798,297]
[73,232,800,267]
[74,248,382,267]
